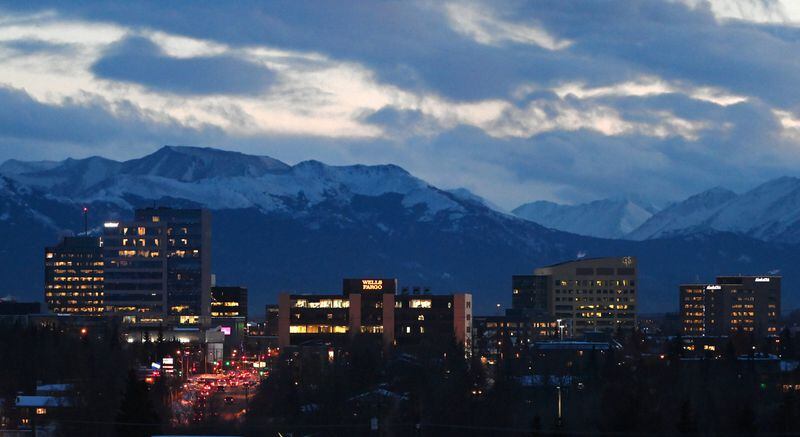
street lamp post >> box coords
[556,385,564,427]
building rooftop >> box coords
[15,395,72,408]
[534,340,611,350]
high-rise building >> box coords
[513,257,637,337]
[511,274,549,316]
[44,236,104,316]
[680,275,780,338]
[103,208,211,326]
[278,278,472,351]
[265,304,279,337]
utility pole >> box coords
[556,384,564,428]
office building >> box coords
[103,207,211,326]
[44,236,104,316]
[513,257,637,337]
[472,314,559,366]
[211,286,247,319]
[278,278,472,351]
[211,286,247,344]
[511,274,549,316]
[680,275,780,338]
[395,292,472,351]
[264,304,279,337]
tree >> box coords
[676,399,698,434]
[116,370,160,437]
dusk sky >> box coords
[2,0,800,208]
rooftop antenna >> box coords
[82,207,88,236]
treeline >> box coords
[245,330,800,436]
[0,322,179,437]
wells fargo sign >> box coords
[361,279,384,290]
[343,278,397,294]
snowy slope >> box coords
[628,178,800,242]
[0,146,464,218]
[0,159,59,175]
[446,188,507,213]
[627,187,737,240]
[707,177,800,241]
[512,198,657,239]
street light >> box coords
[556,319,565,341]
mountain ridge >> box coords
[512,197,658,239]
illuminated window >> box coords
[410,299,432,309]
[137,227,146,236]
[36,408,47,415]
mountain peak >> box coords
[0,159,60,176]
[512,197,656,239]
[626,186,738,240]
[121,145,290,181]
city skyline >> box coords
[4,2,800,435]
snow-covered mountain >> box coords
[3,146,465,217]
[628,177,800,243]
[626,187,737,240]
[1,146,798,313]
[512,197,658,239]
[446,188,507,213]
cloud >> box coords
[676,0,800,24]
[0,38,76,55]
[0,85,227,159]
[443,1,571,50]
[2,1,800,209]
[91,36,276,96]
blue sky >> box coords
[1,0,800,208]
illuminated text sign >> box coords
[362,279,384,290]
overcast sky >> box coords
[2,0,800,208]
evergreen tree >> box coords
[676,399,698,434]
[116,370,160,437]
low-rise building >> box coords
[210,285,247,345]
[277,278,472,352]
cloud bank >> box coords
[1,1,800,208]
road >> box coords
[170,367,261,426]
